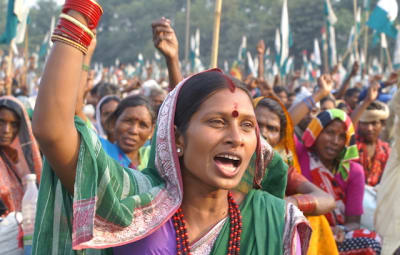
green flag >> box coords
[0,0,18,44]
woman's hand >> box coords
[315,74,334,100]
[332,226,346,243]
[152,17,179,61]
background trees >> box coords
[1,0,387,70]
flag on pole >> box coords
[329,26,337,66]
[280,0,290,68]
[0,0,19,44]
[285,56,294,75]
[367,0,398,38]
[356,8,362,33]
[14,0,30,44]
[238,36,247,64]
[313,38,322,67]
[393,31,400,69]
[247,52,257,77]
[325,0,338,25]
[275,28,281,65]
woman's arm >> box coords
[151,18,182,91]
[350,81,379,127]
[289,74,333,127]
[286,170,336,216]
[32,10,89,193]
[75,35,97,122]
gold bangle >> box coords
[59,13,94,39]
[51,35,88,55]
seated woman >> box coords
[0,96,42,215]
[296,108,381,254]
[255,97,335,214]
[95,95,120,142]
[100,95,154,170]
[31,6,311,252]
[255,96,338,255]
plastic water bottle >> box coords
[21,174,38,255]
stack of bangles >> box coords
[293,194,317,214]
[51,0,103,55]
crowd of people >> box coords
[1,1,400,255]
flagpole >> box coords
[363,9,370,75]
[353,0,359,61]
[323,27,329,73]
[210,0,223,68]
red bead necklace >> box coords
[172,191,242,255]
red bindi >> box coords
[232,110,239,118]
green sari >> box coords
[32,69,310,255]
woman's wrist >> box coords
[293,194,317,214]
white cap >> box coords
[24,174,36,182]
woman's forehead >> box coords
[198,88,254,114]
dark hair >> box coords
[273,85,288,95]
[99,96,121,114]
[91,83,119,98]
[345,87,361,98]
[366,101,386,111]
[320,96,336,106]
[256,98,287,139]
[174,71,251,134]
[106,95,156,130]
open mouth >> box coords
[214,153,242,177]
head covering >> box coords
[33,68,274,250]
[254,96,302,174]
[0,96,42,212]
[359,101,390,123]
[302,109,358,180]
[95,95,120,138]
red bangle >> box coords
[59,18,91,47]
[62,0,103,29]
[54,25,89,49]
[293,194,317,214]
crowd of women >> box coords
[1,1,400,254]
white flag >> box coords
[325,0,338,25]
[313,39,322,66]
[393,31,400,67]
[14,0,30,44]
[329,26,337,66]
[280,0,290,67]
[275,29,281,56]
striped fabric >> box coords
[302,109,358,180]
[32,68,270,254]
